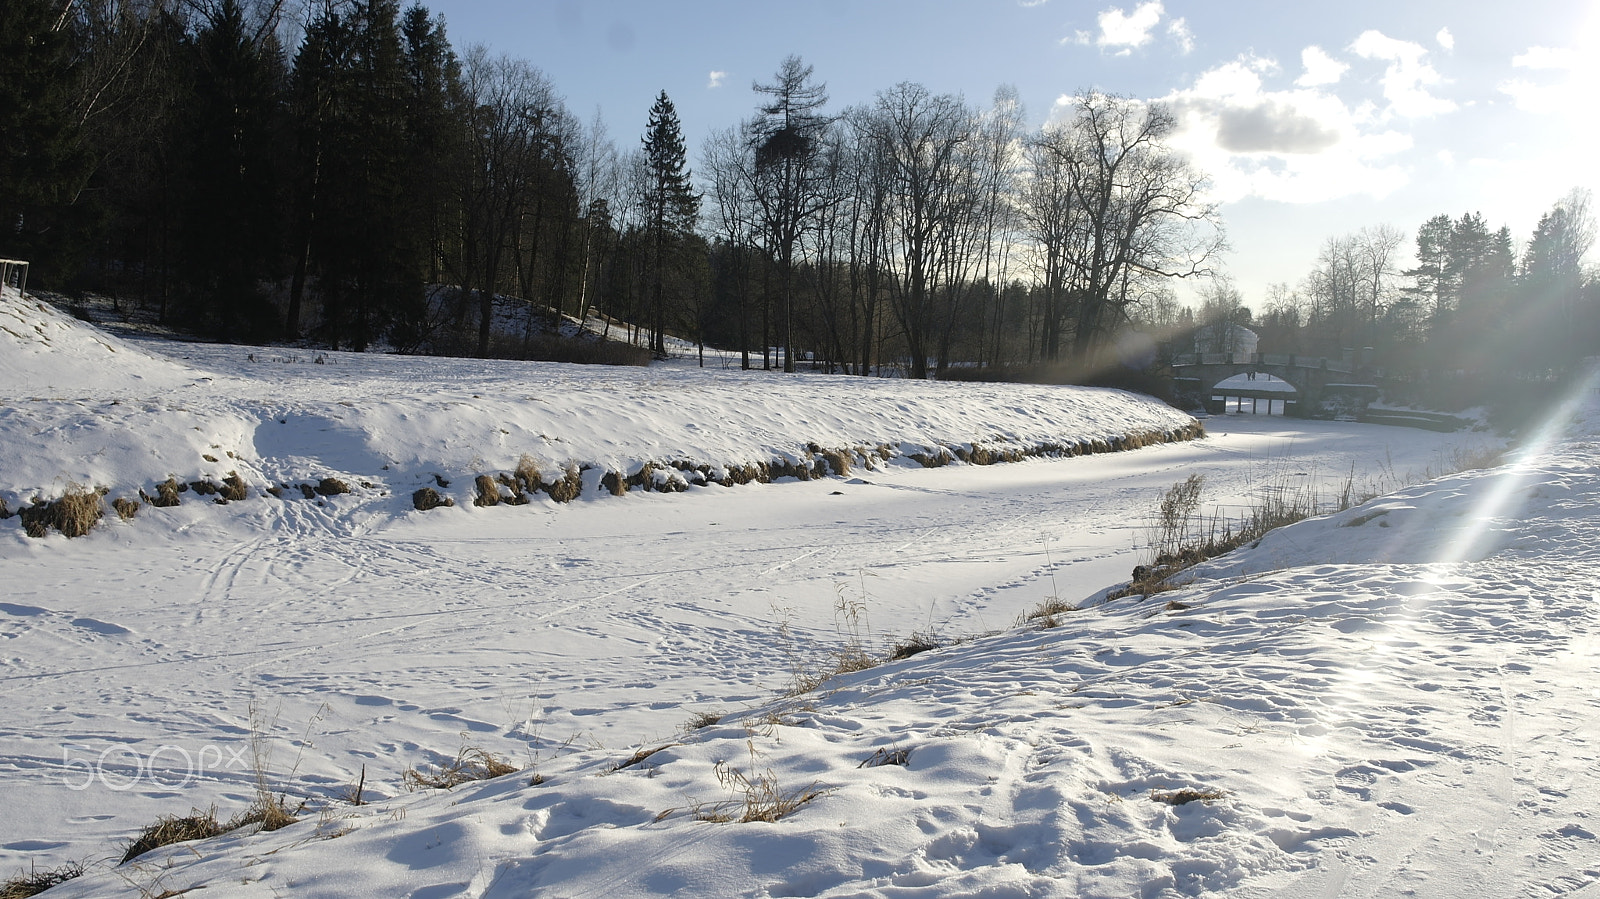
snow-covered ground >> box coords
[6,283,1596,897]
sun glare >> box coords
[1435,362,1600,564]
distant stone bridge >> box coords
[1170,352,1379,412]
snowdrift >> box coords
[0,288,1198,520]
[0,286,199,395]
[30,373,1600,898]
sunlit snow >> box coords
[3,284,1596,898]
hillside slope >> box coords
[30,369,1600,899]
[1,285,1198,518]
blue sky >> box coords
[422,0,1597,309]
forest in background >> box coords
[3,0,1596,404]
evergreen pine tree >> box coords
[292,0,419,350]
[640,91,699,356]
[400,4,465,294]
[0,0,96,279]
[182,0,286,339]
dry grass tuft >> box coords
[18,502,49,538]
[146,477,184,507]
[314,477,351,497]
[402,745,518,790]
[112,496,140,520]
[724,463,764,485]
[0,498,11,520]
[1150,787,1227,806]
[858,747,910,768]
[411,487,453,511]
[0,862,85,899]
[610,744,677,772]
[888,632,940,660]
[220,472,250,502]
[683,711,723,731]
[1108,471,1319,601]
[20,485,105,538]
[601,470,627,496]
[810,444,852,477]
[767,457,810,482]
[228,794,299,833]
[120,809,228,864]
[695,754,826,824]
[495,472,530,505]
[544,464,583,503]
[56,485,105,538]
[472,474,502,507]
[1022,597,1078,629]
[513,455,542,494]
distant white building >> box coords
[1193,322,1258,359]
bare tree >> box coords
[573,109,620,326]
[1020,123,1084,361]
[454,47,559,356]
[855,83,977,379]
[700,123,760,367]
[1303,225,1402,353]
[748,56,833,372]
[1043,92,1223,359]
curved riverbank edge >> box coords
[3,422,1206,537]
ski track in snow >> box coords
[4,284,1599,897]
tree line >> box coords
[4,0,1593,391]
[1,1,1223,373]
[1191,189,1597,410]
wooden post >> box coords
[0,259,27,295]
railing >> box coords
[1,259,27,295]
[1171,352,1355,374]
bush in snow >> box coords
[18,485,104,538]
[412,487,453,511]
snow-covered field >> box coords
[4,284,1596,897]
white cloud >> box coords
[1059,29,1093,46]
[1500,45,1591,115]
[1436,27,1454,51]
[1296,46,1347,87]
[1512,46,1580,70]
[1097,2,1163,52]
[707,70,726,89]
[1349,30,1456,118]
[1191,55,1275,99]
[1167,17,1195,55]
[1150,54,1414,205]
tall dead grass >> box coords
[0,863,84,899]
[18,484,104,538]
[1111,443,1508,600]
[402,745,518,790]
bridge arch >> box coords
[1171,353,1379,417]
[1208,371,1296,415]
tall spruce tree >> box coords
[640,91,699,356]
[0,0,95,279]
[400,4,464,291]
[182,0,285,339]
[1403,214,1454,329]
[293,0,419,350]
[1521,191,1595,370]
